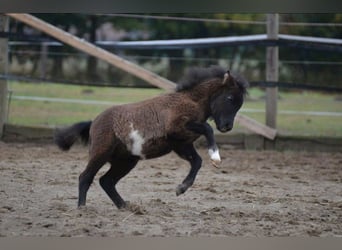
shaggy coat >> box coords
[55,65,248,209]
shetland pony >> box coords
[55,66,248,209]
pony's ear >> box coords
[222,70,237,87]
[222,70,232,85]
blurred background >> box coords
[7,14,342,86]
[3,13,342,138]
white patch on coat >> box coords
[208,148,221,162]
[129,124,145,158]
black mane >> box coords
[176,65,248,94]
[176,66,226,92]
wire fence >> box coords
[100,14,342,27]
[3,13,341,91]
[5,42,342,92]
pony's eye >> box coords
[226,95,234,101]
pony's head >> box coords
[177,65,248,133]
[209,70,248,133]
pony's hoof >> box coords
[77,203,86,209]
[118,202,146,215]
[117,201,129,210]
[208,149,221,168]
[176,184,187,196]
[210,159,221,168]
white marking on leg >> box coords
[208,148,221,162]
[129,124,145,158]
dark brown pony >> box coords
[55,66,248,209]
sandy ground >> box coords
[0,141,341,237]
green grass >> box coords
[238,90,342,136]
[8,82,163,126]
[7,81,342,137]
[9,82,163,103]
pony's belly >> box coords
[125,124,172,159]
[142,138,172,159]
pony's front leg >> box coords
[173,144,202,196]
[186,121,221,167]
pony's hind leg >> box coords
[173,144,202,196]
[99,157,139,209]
[78,156,107,207]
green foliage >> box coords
[34,14,88,36]
[9,14,342,88]
[29,13,341,41]
[280,14,342,38]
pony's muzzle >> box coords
[217,123,233,133]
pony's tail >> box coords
[54,121,92,151]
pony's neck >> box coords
[183,80,222,119]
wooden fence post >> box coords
[0,15,9,139]
[265,13,279,129]
[39,42,48,79]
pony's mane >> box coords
[176,65,248,94]
[176,66,225,92]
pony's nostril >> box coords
[218,124,232,132]
[223,124,233,132]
